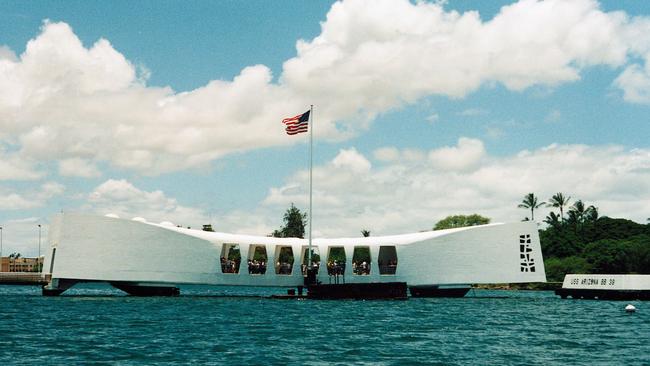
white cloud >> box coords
[614,16,650,103]
[84,179,208,227]
[6,217,39,224]
[262,148,371,210]
[614,59,650,103]
[0,22,310,175]
[0,45,17,62]
[0,181,65,210]
[82,179,287,236]
[402,149,427,162]
[58,158,101,178]
[16,140,641,241]
[0,193,39,210]
[0,1,648,175]
[282,0,630,107]
[373,147,400,162]
[260,141,650,236]
[0,150,43,180]
[428,137,485,171]
[331,147,371,172]
[41,182,65,197]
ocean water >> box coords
[0,285,647,365]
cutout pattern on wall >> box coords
[519,234,535,272]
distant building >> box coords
[0,257,44,272]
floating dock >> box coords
[555,274,650,300]
[409,284,471,298]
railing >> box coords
[0,272,51,285]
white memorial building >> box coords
[41,213,546,296]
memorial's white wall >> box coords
[398,222,545,285]
[43,213,546,286]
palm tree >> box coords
[518,193,545,221]
[8,252,20,272]
[565,209,580,236]
[585,205,598,223]
[361,229,370,237]
[547,192,571,221]
[568,201,595,221]
[544,212,561,229]
[570,200,586,223]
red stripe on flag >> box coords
[286,125,308,135]
[286,125,308,131]
[285,122,308,130]
[282,114,303,124]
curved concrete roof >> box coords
[149,221,506,246]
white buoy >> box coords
[625,304,636,313]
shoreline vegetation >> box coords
[519,192,650,282]
[435,192,649,289]
[529,192,649,283]
[539,215,649,282]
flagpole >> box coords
[308,105,314,270]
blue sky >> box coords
[1,0,649,256]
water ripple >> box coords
[0,286,647,365]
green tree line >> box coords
[520,192,650,281]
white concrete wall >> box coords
[398,222,545,285]
[43,213,546,287]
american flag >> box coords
[282,110,310,135]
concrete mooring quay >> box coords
[0,272,50,286]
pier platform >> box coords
[0,272,50,286]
